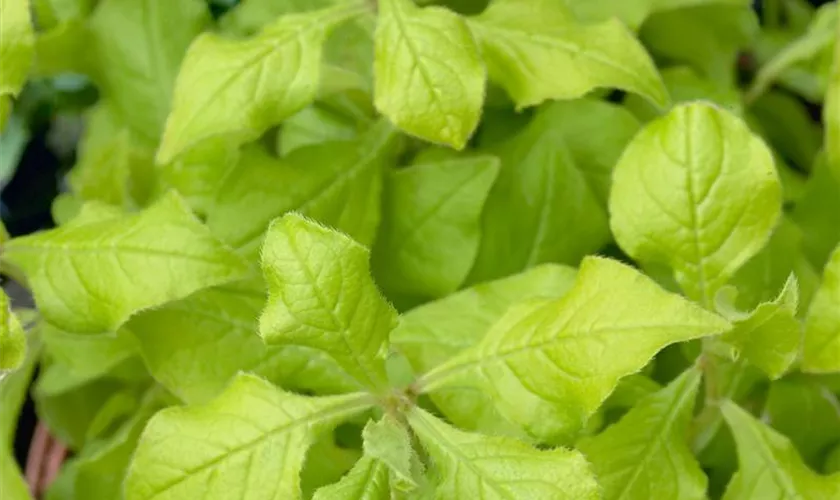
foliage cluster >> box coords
[1,0,840,499]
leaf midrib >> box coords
[423,321,719,390]
[611,376,698,499]
[411,411,517,500]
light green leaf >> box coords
[803,244,840,372]
[746,3,837,104]
[51,193,84,227]
[89,0,210,141]
[156,138,240,217]
[260,213,398,392]
[578,368,706,500]
[420,256,730,443]
[393,263,576,436]
[826,11,840,180]
[408,406,600,499]
[372,154,499,299]
[609,102,782,305]
[0,113,28,191]
[311,457,389,500]
[469,0,668,109]
[157,1,367,163]
[0,289,26,374]
[764,376,840,468]
[374,0,485,148]
[207,121,398,260]
[0,332,38,443]
[363,416,420,491]
[0,0,34,131]
[721,400,840,499]
[0,448,30,500]
[720,275,801,379]
[68,103,157,209]
[641,4,759,83]
[125,374,373,500]
[129,280,359,404]
[2,192,249,334]
[468,98,640,283]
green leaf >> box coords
[420,256,730,443]
[129,281,359,403]
[260,213,398,392]
[764,376,840,468]
[609,102,782,305]
[279,105,361,156]
[0,0,34,131]
[393,263,575,436]
[301,434,363,498]
[826,11,840,180]
[729,215,820,313]
[749,90,823,172]
[88,0,210,141]
[746,3,837,103]
[2,192,249,334]
[625,66,744,122]
[372,154,499,299]
[125,374,373,500]
[311,457,389,500]
[720,275,801,379]
[35,365,145,450]
[803,244,840,372]
[791,155,840,269]
[566,0,751,31]
[407,406,600,499]
[578,368,706,500]
[641,4,759,83]
[374,0,485,148]
[468,99,640,283]
[219,0,335,35]
[157,1,367,163]
[0,289,26,374]
[41,323,141,385]
[691,354,764,463]
[469,0,668,109]
[721,400,840,499]
[362,416,420,491]
[207,121,398,260]
[71,388,170,500]
[32,17,92,78]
